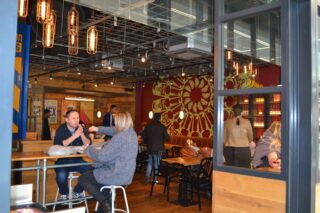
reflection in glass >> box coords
[224,0,278,14]
[223,11,281,89]
[222,94,281,173]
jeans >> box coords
[54,158,92,195]
[145,153,162,180]
[79,170,111,203]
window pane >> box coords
[224,0,279,14]
[222,93,281,173]
[223,11,281,89]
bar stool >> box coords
[53,172,89,212]
[94,185,129,213]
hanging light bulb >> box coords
[18,0,28,18]
[87,26,98,54]
[179,111,185,120]
[141,51,148,63]
[42,10,56,48]
[68,6,79,55]
[148,111,154,119]
[36,0,51,23]
[96,110,102,118]
[68,33,78,55]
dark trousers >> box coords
[54,158,92,195]
[79,170,111,203]
[223,147,251,168]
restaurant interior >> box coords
[3,0,304,213]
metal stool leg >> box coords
[100,185,129,213]
[52,188,59,212]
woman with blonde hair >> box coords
[79,111,138,213]
[252,121,281,168]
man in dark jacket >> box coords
[142,113,170,183]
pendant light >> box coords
[42,10,56,48]
[36,0,52,23]
[18,0,28,18]
[68,6,79,55]
[87,26,98,54]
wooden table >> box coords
[164,143,183,151]
[11,151,93,206]
[162,156,201,166]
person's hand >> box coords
[88,126,98,132]
[74,124,84,138]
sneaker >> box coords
[59,194,68,201]
[72,192,84,199]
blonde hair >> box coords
[268,121,281,140]
[114,111,133,133]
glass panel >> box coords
[224,0,278,14]
[222,93,281,173]
[223,11,281,89]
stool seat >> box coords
[95,185,129,213]
[53,172,89,212]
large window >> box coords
[215,2,282,176]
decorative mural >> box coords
[223,73,263,117]
[151,75,214,138]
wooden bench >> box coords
[167,135,213,148]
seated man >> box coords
[53,109,92,201]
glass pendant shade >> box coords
[68,7,79,34]
[36,0,51,23]
[68,33,78,55]
[68,6,79,55]
[87,26,98,54]
[42,10,56,48]
[18,0,28,18]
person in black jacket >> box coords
[42,109,52,140]
[142,113,170,183]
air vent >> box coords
[167,38,212,60]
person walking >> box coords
[142,113,170,183]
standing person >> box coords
[53,109,92,201]
[42,109,52,140]
[142,113,170,183]
[223,104,253,168]
[79,112,138,213]
[103,105,117,127]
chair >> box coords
[150,153,183,201]
[136,143,148,169]
[94,185,129,213]
[187,157,213,211]
[171,146,182,158]
[53,172,89,212]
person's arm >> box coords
[85,132,123,163]
[81,125,92,145]
[97,126,116,136]
[247,121,253,142]
[164,127,170,141]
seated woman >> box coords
[251,121,281,168]
[79,112,138,213]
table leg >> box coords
[42,159,47,206]
[36,160,40,203]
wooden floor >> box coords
[50,169,212,213]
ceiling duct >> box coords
[92,58,124,73]
[167,38,212,60]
